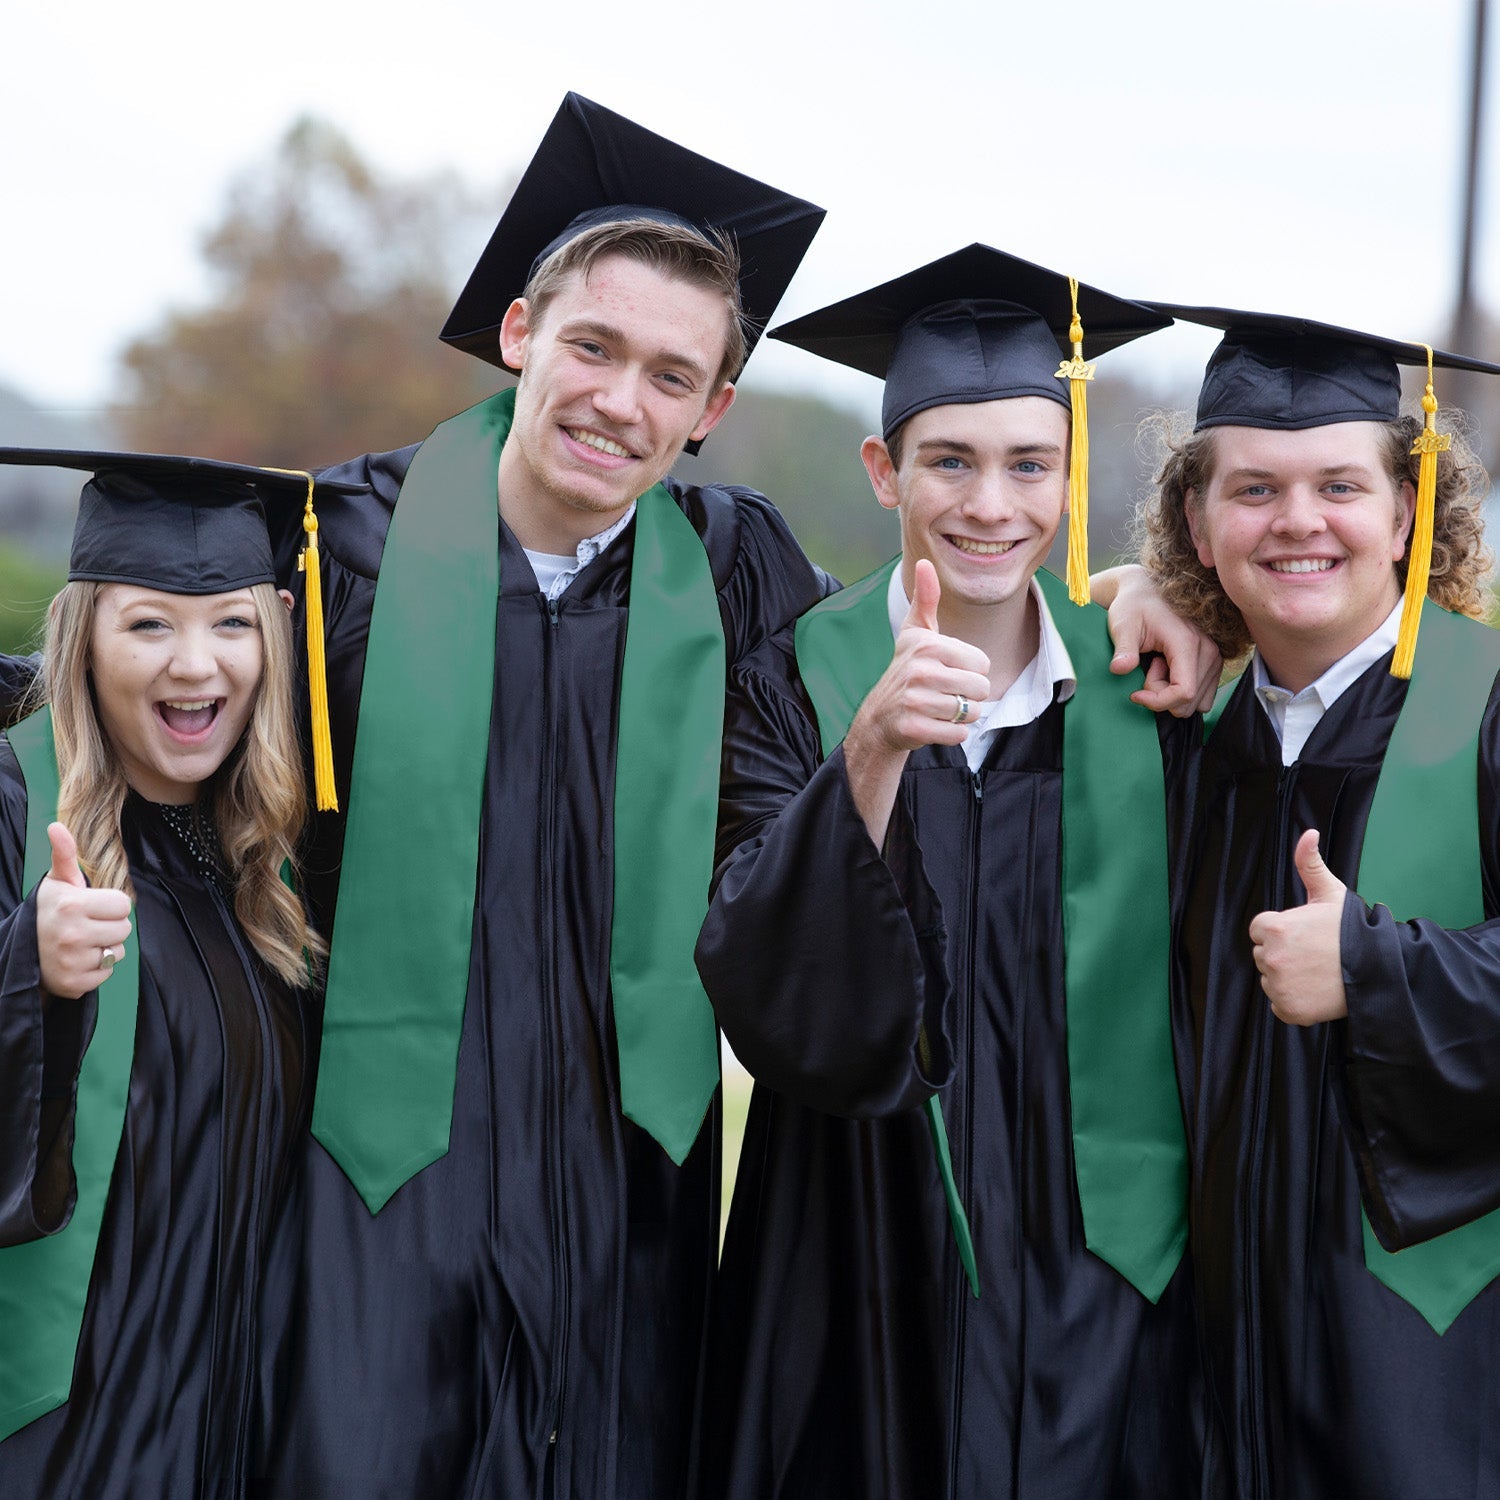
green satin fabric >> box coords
[0,707,140,1440]
[312,388,724,1213]
[795,563,1185,1302]
[1355,607,1500,1333]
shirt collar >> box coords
[522,501,637,601]
[1251,598,1403,711]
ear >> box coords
[1185,489,1215,569]
[690,381,736,444]
[861,436,901,512]
[1393,476,1416,559]
[278,588,296,614]
[498,297,533,370]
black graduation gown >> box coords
[1177,661,1500,1500]
[695,629,1202,1500]
[251,449,827,1500]
[0,765,316,1499]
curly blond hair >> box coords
[37,581,325,988]
[1132,409,1494,661]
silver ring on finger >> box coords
[100,945,118,971]
[950,694,969,724]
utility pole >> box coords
[1453,0,1490,448]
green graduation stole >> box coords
[312,387,725,1214]
[1355,606,1500,1334]
[0,708,140,1442]
[795,561,1186,1303]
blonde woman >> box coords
[0,451,343,1499]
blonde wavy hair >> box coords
[1133,409,1494,662]
[37,581,325,988]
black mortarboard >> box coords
[770,244,1172,602]
[769,244,1171,439]
[440,93,826,384]
[0,448,367,808]
[1150,305,1500,679]
[0,449,361,593]
[1146,304,1500,431]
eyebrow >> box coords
[911,439,1064,460]
[1219,463,1378,483]
[558,318,712,386]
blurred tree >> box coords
[112,117,502,467]
[681,387,898,582]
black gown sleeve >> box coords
[696,633,953,1119]
[0,653,41,731]
[1339,671,1500,1250]
[0,744,92,1246]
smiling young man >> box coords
[247,96,827,1500]
[1131,308,1500,1499]
[694,247,1201,1498]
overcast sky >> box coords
[3,0,1495,429]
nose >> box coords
[961,470,1018,525]
[167,628,218,683]
[592,367,646,427]
[1270,483,1328,539]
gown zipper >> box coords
[1244,762,1296,1500]
[945,768,984,1498]
[540,591,570,1492]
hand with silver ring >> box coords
[950,694,970,724]
[100,945,118,971]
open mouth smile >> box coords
[564,427,635,461]
[1264,559,1339,574]
[948,536,1020,557]
[155,698,223,743]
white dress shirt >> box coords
[886,567,1077,772]
[1251,600,1403,766]
[522,502,638,601]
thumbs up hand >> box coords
[843,559,994,848]
[857,560,993,757]
[1247,829,1349,1025]
[36,823,133,999]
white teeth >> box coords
[1268,559,1337,573]
[164,700,214,711]
[567,428,630,458]
[951,537,1018,555]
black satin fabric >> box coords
[1176,661,1500,1500]
[0,653,39,727]
[251,449,828,1500]
[696,631,1202,1499]
[0,770,315,1500]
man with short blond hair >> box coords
[252,94,825,1499]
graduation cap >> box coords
[440,92,826,391]
[770,243,1173,603]
[1148,304,1500,432]
[1152,304,1500,677]
[0,447,367,809]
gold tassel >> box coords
[268,468,339,810]
[1391,346,1450,680]
[1056,276,1096,605]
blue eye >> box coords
[935,456,967,471]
